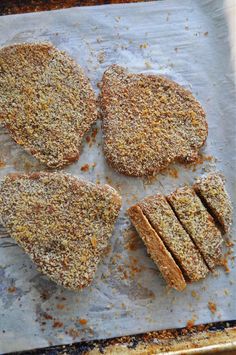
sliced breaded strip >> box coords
[100,65,207,177]
[194,173,232,234]
[0,43,97,168]
[127,205,186,291]
[0,172,121,290]
[138,195,209,282]
[167,187,224,270]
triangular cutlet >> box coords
[0,43,97,168]
[0,172,121,290]
[100,65,208,176]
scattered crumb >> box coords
[79,319,88,326]
[7,286,16,293]
[127,256,142,277]
[56,304,65,310]
[184,154,214,171]
[81,164,89,172]
[225,240,234,248]
[123,227,141,251]
[105,176,113,185]
[53,320,63,328]
[43,313,53,320]
[91,127,99,139]
[142,174,158,186]
[222,258,231,273]
[204,31,208,36]
[97,51,105,64]
[174,47,178,52]
[191,290,200,299]
[140,43,148,49]
[0,160,5,168]
[67,328,80,339]
[186,316,196,329]
[224,289,229,296]
[208,301,217,314]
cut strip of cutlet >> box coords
[194,173,232,234]
[138,195,209,282]
[167,186,224,270]
[128,205,186,291]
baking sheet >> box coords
[0,0,236,353]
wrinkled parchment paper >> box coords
[0,0,236,352]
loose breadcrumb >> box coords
[208,301,217,314]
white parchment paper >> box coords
[0,0,236,352]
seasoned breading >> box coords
[0,43,97,168]
[100,65,207,176]
[127,205,186,291]
[167,187,224,270]
[0,172,121,290]
[194,173,232,234]
[138,195,209,281]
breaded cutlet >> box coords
[138,195,209,281]
[100,65,207,177]
[0,43,97,168]
[194,173,232,234]
[128,205,186,291]
[167,186,224,270]
[0,172,121,290]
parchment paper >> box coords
[0,0,236,353]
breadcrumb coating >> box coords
[100,65,207,176]
[0,172,121,290]
[0,43,97,168]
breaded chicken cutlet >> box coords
[0,43,97,168]
[100,65,208,177]
[138,195,209,282]
[167,187,224,270]
[0,172,121,290]
[194,173,232,234]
